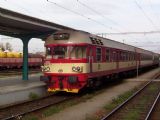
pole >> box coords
[137,62,139,78]
[21,38,30,80]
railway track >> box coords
[0,71,159,120]
[145,90,160,120]
[0,69,41,77]
[0,94,74,120]
[101,73,160,120]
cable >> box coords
[134,0,159,31]
[47,0,141,43]
[47,0,123,32]
[148,0,160,26]
[96,30,160,35]
[76,0,143,41]
[134,0,160,52]
[46,0,157,52]
[76,0,118,25]
[76,0,136,33]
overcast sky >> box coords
[0,0,160,53]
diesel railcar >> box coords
[40,30,160,93]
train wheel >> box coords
[87,79,94,88]
[87,78,102,90]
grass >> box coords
[43,106,61,117]
[123,110,141,120]
[104,89,135,111]
[42,99,81,117]
[22,115,39,120]
[42,92,102,117]
[149,84,158,91]
[23,89,107,119]
[23,82,158,120]
[29,92,39,100]
[122,94,149,120]
[85,87,140,120]
[122,83,159,120]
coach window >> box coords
[120,52,123,61]
[122,52,125,61]
[113,51,116,61]
[128,52,131,61]
[125,52,128,61]
[106,49,110,61]
[96,48,102,62]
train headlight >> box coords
[72,66,83,72]
[41,66,50,72]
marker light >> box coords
[41,66,50,72]
[72,66,83,72]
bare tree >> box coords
[0,43,5,51]
[5,42,13,51]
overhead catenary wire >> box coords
[134,0,159,31]
[76,0,145,42]
[148,0,160,27]
[46,0,123,32]
[76,0,136,33]
[47,0,141,42]
[133,0,160,50]
[2,0,160,53]
[96,30,160,35]
[76,0,118,26]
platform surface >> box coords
[0,73,46,94]
[0,73,46,106]
[0,73,42,87]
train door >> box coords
[88,47,93,73]
[113,49,118,70]
[138,53,141,66]
[136,53,140,67]
[116,50,119,69]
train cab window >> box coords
[46,47,52,59]
[52,46,69,59]
[96,48,102,62]
[106,49,110,61]
[70,46,86,59]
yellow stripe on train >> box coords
[48,88,79,93]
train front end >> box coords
[40,30,89,93]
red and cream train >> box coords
[40,30,160,93]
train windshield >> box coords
[46,46,86,59]
[70,46,87,59]
[52,46,69,59]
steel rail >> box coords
[101,80,152,120]
[101,73,160,120]
[145,90,160,120]
[1,96,73,120]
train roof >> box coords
[45,29,160,56]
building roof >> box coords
[0,7,74,39]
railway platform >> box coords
[0,73,46,107]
